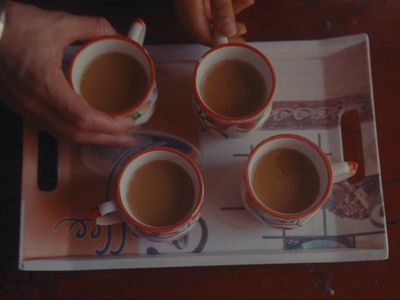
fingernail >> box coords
[217,18,237,37]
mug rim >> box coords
[244,134,333,219]
[68,35,156,116]
[193,42,276,122]
[115,146,204,233]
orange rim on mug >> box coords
[68,34,156,117]
[244,134,334,220]
[193,42,277,122]
[115,146,204,233]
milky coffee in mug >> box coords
[80,52,148,112]
[200,59,267,118]
[252,148,320,214]
[193,42,276,138]
[126,159,195,227]
[69,19,158,125]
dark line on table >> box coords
[233,145,254,158]
[346,230,386,237]
[337,231,386,237]
[233,153,249,157]
[352,236,357,247]
[325,152,332,156]
[382,178,400,185]
[318,134,322,147]
[262,230,385,240]
[220,206,246,211]
[282,229,286,249]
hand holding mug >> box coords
[69,19,158,128]
[0,2,135,146]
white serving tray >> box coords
[19,34,388,270]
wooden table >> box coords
[1,0,399,298]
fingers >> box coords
[47,70,134,135]
[174,0,251,46]
[20,96,135,147]
[211,0,237,37]
[43,119,135,147]
[174,0,213,45]
[236,22,247,36]
[65,15,117,42]
[58,128,136,146]
[233,0,255,14]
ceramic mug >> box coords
[69,19,157,125]
[92,147,204,242]
[242,134,358,229]
[193,38,276,138]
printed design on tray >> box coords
[104,146,204,243]
[242,173,385,233]
[93,224,128,256]
[54,218,93,240]
[277,229,386,251]
[284,236,355,250]
[54,218,131,256]
[52,132,203,255]
[326,174,384,227]
[81,131,200,176]
[129,217,199,243]
[53,217,208,256]
[263,93,372,130]
[145,217,208,255]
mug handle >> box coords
[332,161,358,183]
[128,18,146,45]
[91,201,124,226]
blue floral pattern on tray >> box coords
[53,131,205,256]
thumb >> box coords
[210,0,237,37]
[66,15,117,42]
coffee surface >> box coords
[80,52,148,112]
[127,160,195,227]
[201,60,266,117]
[252,149,320,214]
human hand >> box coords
[174,0,255,45]
[0,1,135,146]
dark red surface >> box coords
[1,1,400,298]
